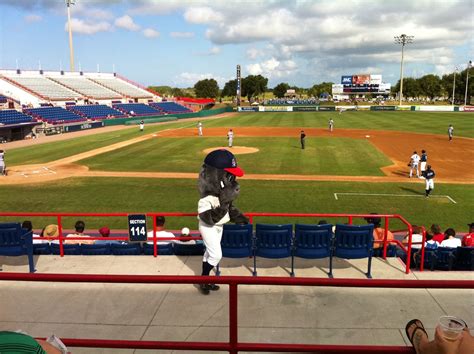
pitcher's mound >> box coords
[203,146,259,155]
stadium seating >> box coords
[292,223,334,277]
[216,224,255,276]
[0,223,35,273]
[453,247,474,270]
[0,110,35,125]
[91,78,152,98]
[113,103,161,116]
[111,243,142,255]
[52,77,121,99]
[333,224,374,278]
[33,243,52,255]
[433,247,456,270]
[51,243,82,255]
[173,241,205,256]
[254,224,293,276]
[68,105,125,119]
[9,76,81,100]
[0,95,7,103]
[24,106,85,124]
[81,244,112,255]
[149,102,192,114]
[143,242,173,255]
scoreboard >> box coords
[333,74,391,95]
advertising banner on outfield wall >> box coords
[238,106,258,112]
[63,121,104,133]
[418,106,455,112]
[332,84,344,94]
[370,74,382,85]
[353,75,370,85]
[370,106,396,111]
[318,106,336,111]
[341,76,353,84]
[462,106,474,112]
[293,106,318,111]
[396,106,411,111]
[263,106,293,112]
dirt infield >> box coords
[2,125,473,185]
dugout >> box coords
[0,122,41,142]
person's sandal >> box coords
[405,319,428,349]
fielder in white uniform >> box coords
[139,120,144,132]
[329,118,334,132]
[448,124,454,141]
[408,151,420,178]
[0,150,4,176]
[198,121,203,136]
[227,129,234,147]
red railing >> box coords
[1,272,472,353]
[0,212,414,273]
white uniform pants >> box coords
[420,162,427,172]
[199,222,223,266]
[410,163,419,177]
[228,137,233,147]
[425,178,434,190]
[198,127,203,136]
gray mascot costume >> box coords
[198,149,248,295]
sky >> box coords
[0,0,472,88]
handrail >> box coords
[2,273,471,353]
[0,211,413,272]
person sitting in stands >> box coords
[424,233,440,250]
[0,331,63,354]
[403,225,424,250]
[462,222,474,247]
[65,220,94,245]
[174,227,196,245]
[146,216,175,245]
[405,318,473,354]
[440,228,461,248]
[39,224,59,243]
[21,220,39,238]
[365,214,394,255]
[95,226,122,245]
[429,224,445,244]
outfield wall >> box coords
[239,105,469,112]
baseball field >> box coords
[1,110,473,232]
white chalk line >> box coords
[333,192,457,204]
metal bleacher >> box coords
[24,106,85,124]
[67,105,125,119]
[0,110,35,125]
[91,78,153,98]
[10,76,81,101]
[52,77,121,99]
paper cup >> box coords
[438,316,466,341]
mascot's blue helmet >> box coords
[204,149,244,177]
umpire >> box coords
[300,130,306,149]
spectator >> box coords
[440,228,461,248]
[65,220,94,245]
[174,227,196,245]
[425,233,440,250]
[95,226,121,245]
[146,216,175,245]
[405,318,473,354]
[429,224,445,244]
[462,223,474,247]
[39,224,59,243]
[403,225,423,250]
[365,214,394,254]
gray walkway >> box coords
[0,255,472,353]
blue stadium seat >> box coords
[112,103,161,116]
[254,224,293,276]
[453,247,474,270]
[50,243,82,255]
[150,102,192,114]
[0,223,35,273]
[173,241,205,256]
[333,224,374,278]
[143,242,173,255]
[216,224,254,276]
[81,243,112,255]
[292,224,334,277]
[33,243,51,255]
[68,105,125,119]
[434,247,456,270]
[414,249,437,271]
[110,243,142,255]
[23,107,85,124]
[0,110,35,125]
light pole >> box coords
[464,60,472,106]
[394,34,414,106]
[66,0,76,72]
[452,66,459,106]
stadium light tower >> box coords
[464,60,472,105]
[394,34,414,105]
[66,0,76,72]
[452,66,459,106]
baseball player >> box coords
[328,118,334,132]
[419,150,428,178]
[198,121,203,136]
[423,165,435,198]
[139,120,144,132]
[408,151,420,178]
[0,149,5,176]
[300,130,306,149]
[227,129,234,148]
[448,124,454,141]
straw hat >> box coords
[43,224,59,238]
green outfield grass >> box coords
[0,177,471,231]
[81,136,392,176]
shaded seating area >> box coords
[149,102,192,114]
[112,103,161,116]
[414,246,473,271]
[0,223,35,272]
[0,109,35,125]
[24,106,85,124]
[67,105,125,119]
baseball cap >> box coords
[181,227,190,235]
[204,149,244,177]
[98,226,110,237]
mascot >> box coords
[197,149,248,295]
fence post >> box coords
[383,217,389,259]
[229,283,238,354]
[57,215,64,257]
[153,215,157,258]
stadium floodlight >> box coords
[65,0,76,72]
[394,34,414,106]
[464,60,472,106]
[452,66,459,106]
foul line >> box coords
[333,192,457,204]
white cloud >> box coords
[246,58,298,79]
[65,18,112,35]
[174,72,229,87]
[209,46,221,55]
[184,6,224,24]
[170,31,195,38]
[143,28,160,39]
[246,48,265,60]
[115,15,140,31]
[24,14,42,23]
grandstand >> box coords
[150,101,193,114]
[0,109,35,125]
[24,106,85,124]
[51,77,122,100]
[113,103,161,116]
[90,77,153,99]
[67,104,125,119]
[3,75,81,101]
